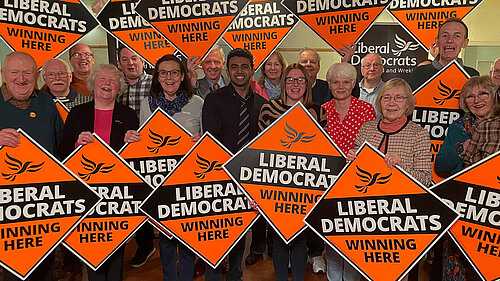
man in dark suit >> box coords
[188,45,227,99]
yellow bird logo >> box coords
[280,122,315,149]
[147,129,181,154]
[355,165,392,193]
[194,154,223,179]
[433,80,460,106]
[78,154,115,181]
[2,153,44,181]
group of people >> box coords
[0,15,499,281]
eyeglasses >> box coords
[361,63,382,69]
[45,71,69,79]
[466,91,490,101]
[285,77,307,84]
[71,52,93,59]
[158,70,181,78]
[381,95,407,102]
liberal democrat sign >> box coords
[305,143,458,281]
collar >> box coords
[230,83,254,102]
[359,79,384,91]
[126,72,150,86]
[2,83,37,101]
[432,55,464,70]
[207,76,225,88]
[47,86,78,101]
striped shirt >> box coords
[258,99,327,132]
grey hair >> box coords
[490,58,500,71]
[41,58,71,76]
[86,64,127,96]
[209,45,225,62]
[361,53,383,66]
[326,62,357,83]
[298,47,321,63]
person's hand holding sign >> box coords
[124,130,141,143]
[385,152,402,169]
[0,128,20,148]
[346,149,357,162]
[76,131,94,146]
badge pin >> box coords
[30,112,36,118]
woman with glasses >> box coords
[251,51,288,101]
[342,78,432,281]
[124,54,202,281]
[431,77,497,281]
[258,63,326,281]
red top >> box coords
[94,108,113,145]
[323,96,376,155]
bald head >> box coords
[1,52,39,100]
[490,58,500,86]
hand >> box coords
[340,43,357,63]
[459,139,471,157]
[187,56,201,86]
[249,200,259,210]
[346,149,357,162]
[76,131,94,146]
[124,130,141,143]
[190,133,202,142]
[0,128,20,148]
[385,152,402,169]
[429,42,439,58]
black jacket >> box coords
[58,101,139,159]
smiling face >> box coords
[226,56,253,88]
[69,44,95,76]
[361,54,384,83]
[43,59,72,97]
[158,60,184,99]
[380,86,408,122]
[329,77,354,102]
[436,21,469,66]
[117,48,145,82]
[465,86,495,119]
[264,53,283,82]
[93,70,120,103]
[284,69,307,106]
[490,59,500,86]
[298,50,320,80]
[202,51,224,83]
[1,53,39,100]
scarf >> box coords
[149,91,188,116]
[377,116,409,154]
[264,77,281,100]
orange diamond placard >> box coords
[0,129,99,280]
[140,133,259,268]
[305,143,459,281]
[63,134,153,270]
[135,0,251,59]
[410,61,471,183]
[119,108,194,188]
[432,150,500,281]
[97,0,179,66]
[54,100,70,123]
[223,0,298,70]
[0,0,99,68]
[224,103,346,243]
[388,1,484,50]
[282,0,389,55]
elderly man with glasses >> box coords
[359,53,385,119]
[69,43,95,96]
[41,58,91,110]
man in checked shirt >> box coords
[116,45,156,267]
[116,45,153,117]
